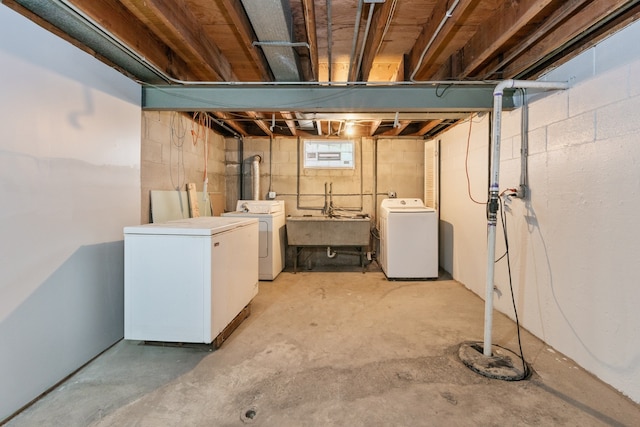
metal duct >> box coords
[241,0,302,82]
[8,0,170,83]
[251,155,262,200]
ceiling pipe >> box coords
[347,0,365,82]
[253,41,310,48]
[353,1,377,82]
[326,0,333,82]
[483,79,569,358]
[409,0,460,82]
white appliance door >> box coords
[209,221,259,339]
[387,211,438,278]
[258,219,269,259]
[125,234,208,343]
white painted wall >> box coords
[0,7,141,421]
[439,21,640,403]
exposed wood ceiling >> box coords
[4,0,639,138]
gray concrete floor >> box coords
[6,271,640,426]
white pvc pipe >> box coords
[251,155,261,200]
[483,79,569,356]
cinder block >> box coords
[547,111,595,151]
[569,67,629,117]
[596,95,640,140]
[501,109,522,140]
[527,127,547,155]
[379,150,404,164]
[499,136,514,161]
[528,91,569,130]
[277,137,298,153]
[271,150,290,163]
[403,151,423,163]
[141,140,162,164]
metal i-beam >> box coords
[142,84,516,112]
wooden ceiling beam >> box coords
[406,0,477,81]
[219,0,273,81]
[119,0,234,81]
[301,0,319,81]
[280,112,298,136]
[379,120,411,136]
[369,120,382,136]
[10,0,196,81]
[359,0,396,82]
[446,0,557,79]
[212,112,248,137]
[247,112,273,137]
[491,0,639,79]
[412,119,443,136]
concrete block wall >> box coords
[141,111,226,223]
[225,137,425,219]
[439,21,640,403]
[225,136,425,267]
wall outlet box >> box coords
[268,191,276,199]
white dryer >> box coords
[222,200,285,280]
[379,198,438,279]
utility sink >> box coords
[286,215,371,273]
[286,215,371,247]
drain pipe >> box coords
[251,155,262,200]
[483,79,569,357]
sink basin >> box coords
[286,216,371,247]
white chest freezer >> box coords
[123,217,259,344]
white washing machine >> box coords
[222,200,285,280]
[379,198,438,279]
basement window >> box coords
[304,140,354,169]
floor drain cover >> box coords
[241,408,257,423]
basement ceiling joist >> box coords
[141,84,516,112]
[5,0,638,137]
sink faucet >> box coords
[322,182,335,217]
[328,182,335,217]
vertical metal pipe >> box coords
[251,155,262,200]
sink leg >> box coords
[293,246,298,274]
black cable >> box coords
[498,196,530,378]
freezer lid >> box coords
[124,216,258,235]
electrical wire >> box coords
[498,194,530,378]
[169,112,187,190]
[464,114,487,205]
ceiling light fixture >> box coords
[345,121,355,136]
